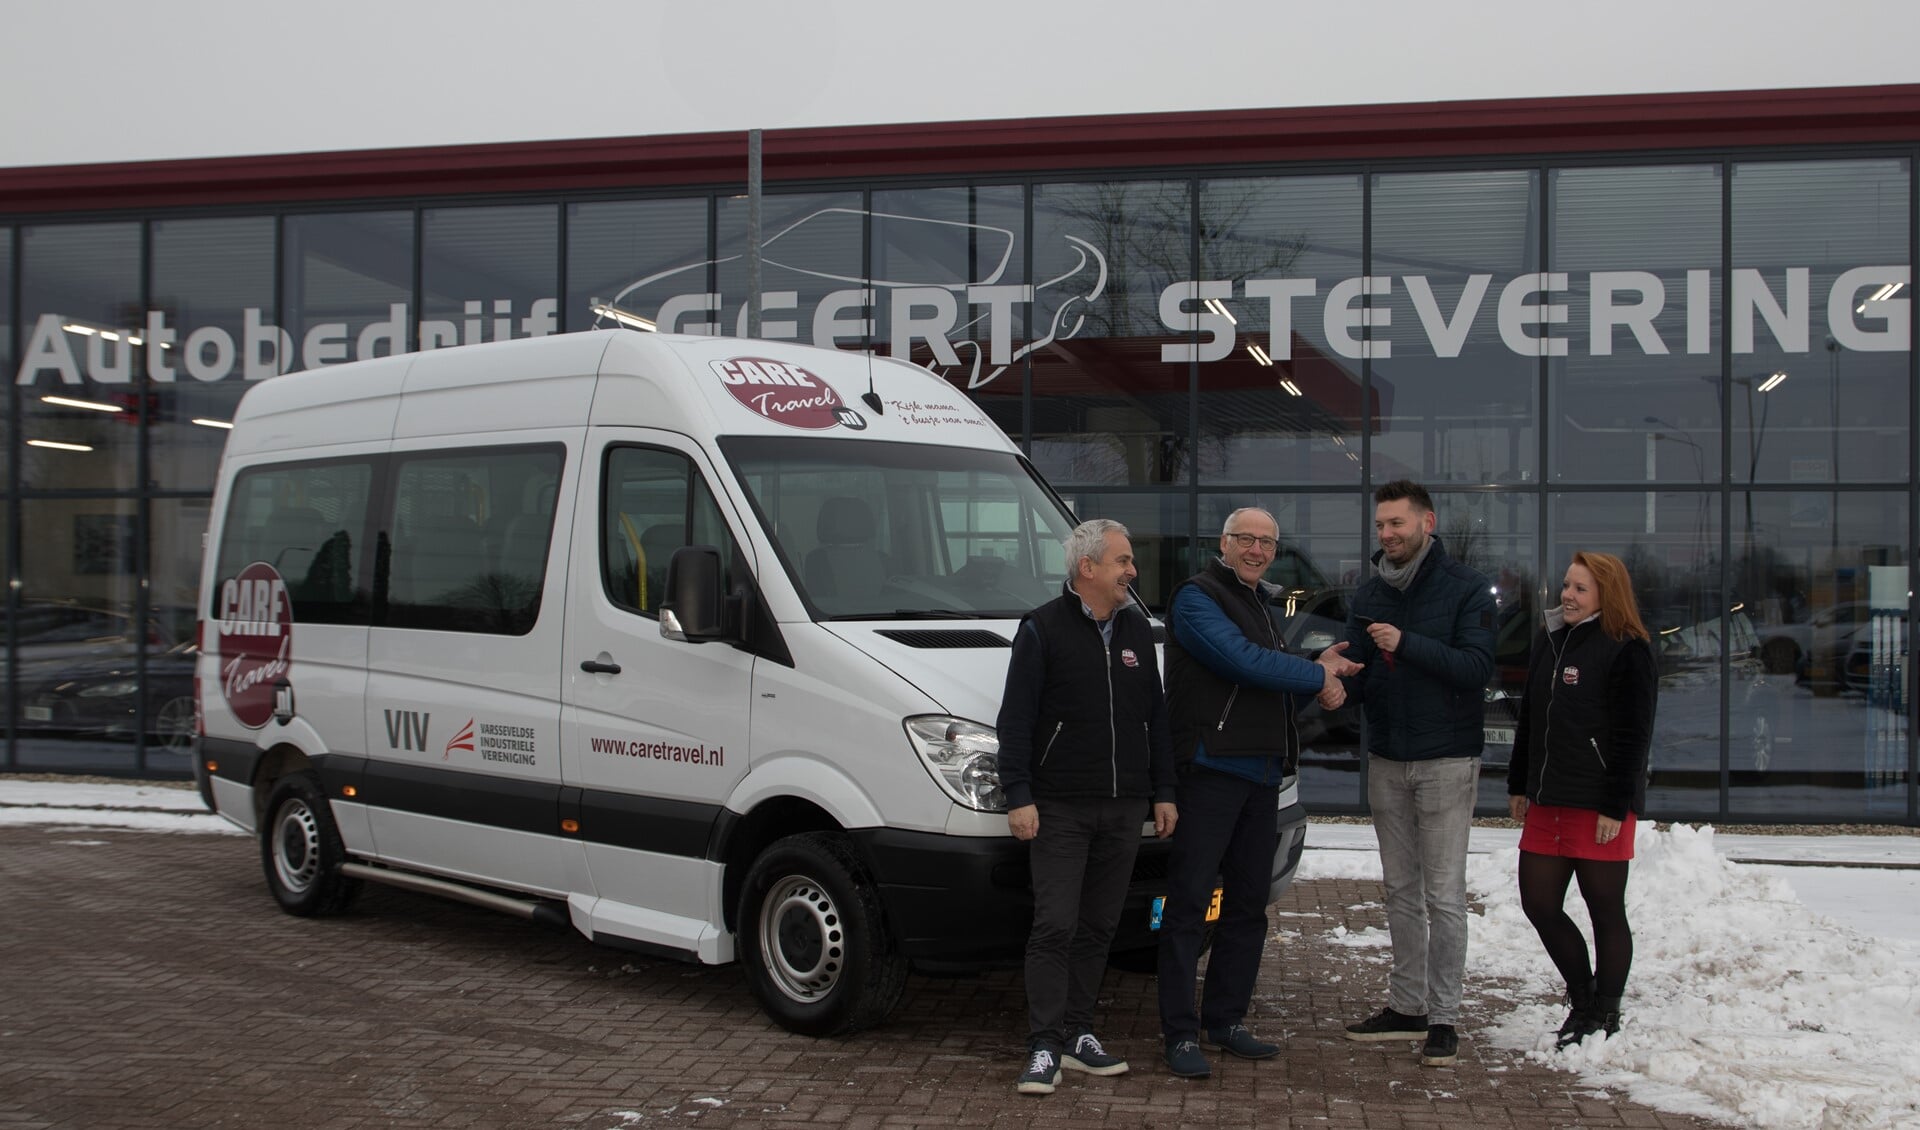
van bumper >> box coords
[850,800,1308,973]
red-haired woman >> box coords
[1507,551,1658,1049]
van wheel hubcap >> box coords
[758,876,843,1003]
[273,800,321,894]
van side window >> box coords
[212,459,374,625]
[384,445,563,635]
[603,446,737,617]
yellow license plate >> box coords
[1149,887,1223,930]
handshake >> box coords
[1313,641,1364,711]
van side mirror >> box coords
[660,545,729,642]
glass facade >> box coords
[2,145,1914,824]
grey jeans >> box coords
[1366,753,1479,1025]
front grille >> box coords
[875,629,1010,649]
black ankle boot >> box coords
[1554,978,1597,1050]
[1592,995,1622,1038]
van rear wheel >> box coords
[737,832,906,1036]
[260,772,360,917]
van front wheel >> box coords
[737,832,907,1036]
[260,772,360,917]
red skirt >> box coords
[1519,802,1636,861]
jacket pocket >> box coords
[1590,736,1607,770]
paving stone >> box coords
[0,825,1732,1129]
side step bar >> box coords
[340,862,571,932]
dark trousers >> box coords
[1025,795,1144,1049]
[1157,766,1279,1041]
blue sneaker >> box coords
[1062,1031,1129,1076]
[1163,1037,1211,1079]
[1204,1023,1279,1059]
[1016,1044,1061,1094]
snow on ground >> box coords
[1304,821,1920,1130]
[5,780,1918,1126]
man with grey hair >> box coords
[1157,506,1359,1079]
[997,518,1178,1095]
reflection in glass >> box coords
[1373,171,1540,484]
[1,229,11,490]
[1550,166,1723,484]
[13,499,145,773]
[870,186,1027,441]
[1428,491,1539,813]
[566,197,710,334]
[1731,160,1910,483]
[1550,491,1726,818]
[282,212,413,373]
[422,205,559,348]
[150,216,275,490]
[725,436,1078,620]
[1029,181,1191,486]
[1732,491,1909,820]
[717,191,864,346]
[18,223,142,489]
[1198,177,1364,486]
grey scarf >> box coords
[1377,535,1434,592]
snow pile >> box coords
[1461,823,1920,1130]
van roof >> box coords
[223,330,1019,459]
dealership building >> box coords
[1,84,1914,824]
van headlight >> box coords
[904,716,1005,812]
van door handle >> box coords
[580,659,623,675]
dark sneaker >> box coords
[1016,1045,1061,1095]
[1163,1038,1211,1079]
[1419,1024,1459,1066]
[1345,1007,1430,1042]
[1204,1023,1279,1060]
[1062,1031,1129,1076]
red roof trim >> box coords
[4,85,1919,215]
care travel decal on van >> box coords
[217,561,293,729]
[709,357,866,431]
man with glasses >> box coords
[1157,507,1359,1079]
[1339,480,1496,1067]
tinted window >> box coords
[602,446,737,617]
[385,446,563,635]
[213,460,375,625]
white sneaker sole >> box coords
[1015,1070,1060,1094]
[1061,1054,1129,1076]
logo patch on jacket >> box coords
[1562,666,1580,685]
[1120,648,1140,668]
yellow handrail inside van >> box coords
[617,512,645,608]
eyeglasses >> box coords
[1226,533,1278,551]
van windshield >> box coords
[720,436,1078,620]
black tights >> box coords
[1517,850,1632,998]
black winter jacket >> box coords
[1164,558,1317,777]
[994,589,1176,810]
[1342,536,1497,762]
[1506,613,1658,820]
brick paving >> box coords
[0,825,1728,1129]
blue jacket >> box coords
[1341,536,1497,762]
[1167,562,1328,785]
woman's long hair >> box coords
[1573,550,1650,642]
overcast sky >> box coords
[4,0,1918,170]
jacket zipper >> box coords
[1538,625,1572,799]
[1104,629,1118,796]
[1039,721,1063,766]
[1215,686,1240,731]
[1590,736,1607,770]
